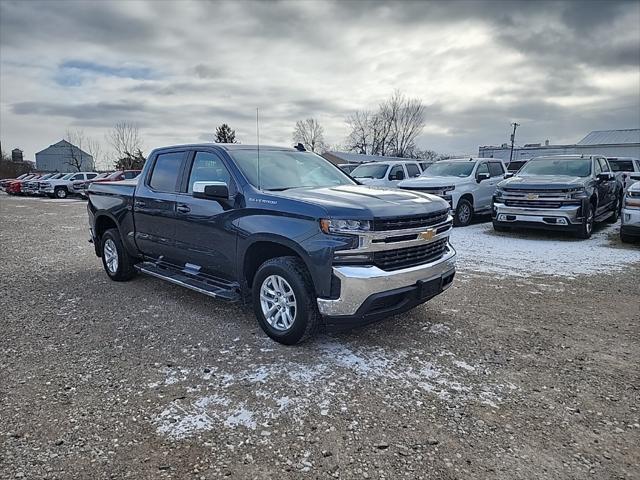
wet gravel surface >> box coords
[1,194,639,479]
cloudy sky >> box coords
[1,0,639,165]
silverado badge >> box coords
[527,193,539,200]
[420,229,436,241]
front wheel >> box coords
[575,203,595,239]
[252,256,319,345]
[100,228,136,281]
[453,199,473,227]
[54,187,68,199]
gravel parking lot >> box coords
[1,194,639,480]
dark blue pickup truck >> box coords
[87,144,456,344]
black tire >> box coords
[492,223,510,232]
[606,194,621,223]
[54,187,68,199]
[453,198,473,227]
[252,256,320,345]
[620,232,633,243]
[100,228,136,281]
[575,202,595,239]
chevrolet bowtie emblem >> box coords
[420,229,436,241]
[527,193,538,200]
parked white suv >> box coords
[398,158,507,226]
[351,160,423,187]
[40,172,99,199]
[621,173,640,243]
[607,157,640,191]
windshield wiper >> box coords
[264,187,292,191]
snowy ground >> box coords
[2,195,639,479]
[452,222,639,278]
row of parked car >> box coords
[339,155,640,242]
[0,170,141,199]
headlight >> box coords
[625,191,640,209]
[570,188,589,199]
[494,187,504,198]
[320,219,371,234]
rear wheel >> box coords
[54,187,68,199]
[454,199,473,227]
[100,228,136,281]
[576,202,595,239]
[252,256,319,345]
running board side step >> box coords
[135,262,240,301]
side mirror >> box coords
[504,172,514,179]
[390,171,405,181]
[596,172,613,182]
[193,181,229,200]
[477,172,490,183]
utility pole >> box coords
[509,122,520,163]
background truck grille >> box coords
[504,199,563,209]
[373,238,448,271]
[373,210,449,231]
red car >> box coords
[1,173,35,191]
[5,174,44,195]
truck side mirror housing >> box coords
[477,172,490,183]
[504,172,514,179]
[596,172,613,182]
[390,171,405,181]
[193,181,229,200]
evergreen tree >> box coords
[214,124,237,143]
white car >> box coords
[607,157,640,191]
[621,173,640,243]
[398,158,507,226]
[39,171,99,199]
[351,160,423,187]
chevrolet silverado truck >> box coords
[87,144,456,344]
[41,171,99,198]
[492,155,622,239]
[398,158,507,226]
[621,173,640,243]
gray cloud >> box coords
[0,0,638,159]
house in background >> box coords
[35,140,94,172]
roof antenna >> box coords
[256,107,261,190]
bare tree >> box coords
[65,129,93,172]
[345,90,426,158]
[292,118,327,153]
[86,137,104,170]
[107,121,142,165]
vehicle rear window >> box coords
[608,160,634,172]
[149,152,184,192]
[406,163,421,178]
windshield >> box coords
[608,160,634,172]
[51,173,65,179]
[61,173,75,180]
[423,161,475,177]
[230,150,356,191]
[351,163,389,179]
[519,158,592,177]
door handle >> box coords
[177,204,191,214]
[134,200,146,208]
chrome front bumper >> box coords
[493,202,583,226]
[622,207,640,227]
[317,244,456,317]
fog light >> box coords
[498,214,507,221]
[557,218,568,225]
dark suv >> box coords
[492,155,622,239]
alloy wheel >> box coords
[260,275,297,331]
[103,239,119,274]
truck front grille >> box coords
[504,199,564,209]
[373,210,449,231]
[373,238,448,271]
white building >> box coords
[479,129,640,162]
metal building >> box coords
[35,140,94,172]
[479,129,640,161]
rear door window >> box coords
[149,152,184,192]
[405,163,421,178]
[86,173,98,179]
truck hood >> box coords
[499,175,587,190]
[271,185,450,219]
[398,175,468,188]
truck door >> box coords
[598,158,616,212]
[133,151,185,265]
[474,162,493,209]
[172,150,238,281]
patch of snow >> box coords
[453,360,476,372]
[451,223,639,277]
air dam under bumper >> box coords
[317,245,456,324]
[492,202,583,228]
